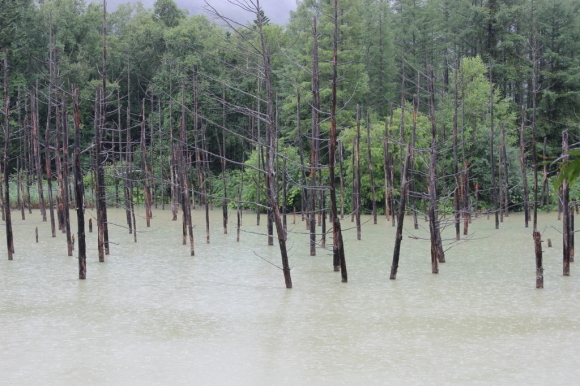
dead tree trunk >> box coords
[501,122,509,217]
[519,106,529,227]
[60,93,73,256]
[256,8,292,288]
[390,144,411,280]
[221,87,228,234]
[309,16,320,256]
[94,86,105,262]
[453,61,460,240]
[428,74,445,267]
[180,89,194,255]
[140,99,153,227]
[533,230,543,288]
[354,105,361,240]
[73,90,86,279]
[2,49,14,260]
[330,0,347,281]
[31,89,46,222]
[489,59,499,230]
[562,130,570,276]
[366,110,377,224]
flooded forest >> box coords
[2,0,580,289]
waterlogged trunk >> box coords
[94,86,105,262]
[255,9,292,288]
[354,105,361,240]
[309,16,320,257]
[366,110,377,224]
[519,107,529,228]
[390,145,411,280]
[60,94,73,256]
[141,100,153,228]
[429,74,445,265]
[3,49,14,260]
[179,92,194,256]
[562,130,570,276]
[330,0,347,282]
[31,91,46,222]
[73,91,86,279]
[534,230,543,288]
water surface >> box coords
[1,208,579,384]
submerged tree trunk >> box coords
[60,93,73,256]
[329,0,347,282]
[390,144,411,280]
[562,130,570,276]
[428,72,445,266]
[533,230,543,288]
[519,106,529,228]
[3,49,14,260]
[73,90,86,279]
[309,16,320,257]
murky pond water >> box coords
[1,207,580,384]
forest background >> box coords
[1,0,579,277]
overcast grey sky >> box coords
[100,0,297,25]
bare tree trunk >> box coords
[453,61,460,240]
[519,106,529,227]
[533,230,543,288]
[354,105,361,240]
[32,88,46,221]
[60,93,73,256]
[390,144,411,280]
[2,49,14,260]
[501,122,509,217]
[309,16,320,257]
[330,0,347,281]
[366,110,377,224]
[73,90,86,279]
[562,130,570,276]
[255,6,292,287]
[140,99,153,227]
[180,88,194,255]
[383,120,391,222]
[428,74,445,267]
[296,89,308,222]
[489,58,499,230]
[221,88,228,235]
[94,86,105,262]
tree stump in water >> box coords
[534,231,543,288]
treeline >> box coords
[1,0,579,284]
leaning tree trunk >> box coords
[329,0,347,281]
[390,144,411,280]
[2,49,14,260]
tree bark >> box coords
[73,90,86,279]
[390,144,411,280]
